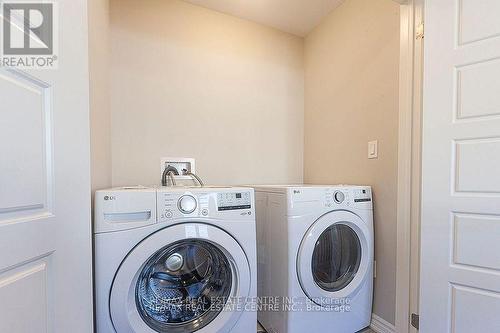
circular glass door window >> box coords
[136,240,232,333]
[311,224,361,292]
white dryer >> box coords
[94,186,257,333]
[254,185,374,333]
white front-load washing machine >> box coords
[94,186,257,333]
[254,185,374,333]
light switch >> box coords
[368,140,378,159]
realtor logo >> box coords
[1,1,58,68]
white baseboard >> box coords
[370,313,396,333]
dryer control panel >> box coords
[324,186,372,209]
[352,187,372,203]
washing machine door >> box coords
[110,223,251,333]
[297,211,371,307]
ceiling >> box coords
[181,0,346,37]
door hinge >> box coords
[411,313,420,329]
[416,22,424,39]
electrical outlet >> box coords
[160,157,196,177]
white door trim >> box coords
[395,0,424,332]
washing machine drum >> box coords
[110,223,251,333]
[136,240,232,332]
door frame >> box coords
[395,0,424,332]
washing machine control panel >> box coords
[157,189,254,222]
[157,191,209,221]
[217,191,252,211]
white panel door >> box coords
[421,0,500,332]
[0,0,92,332]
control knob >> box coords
[333,191,345,204]
[178,195,197,214]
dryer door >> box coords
[297,211,371,307]
[110,223,251,333]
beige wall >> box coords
[109,0,304,187]
[304,0,400,325]
[89,0,111,192]
[91,0,400,324]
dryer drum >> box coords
[135,239,232,333]
[311,224,362,292]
